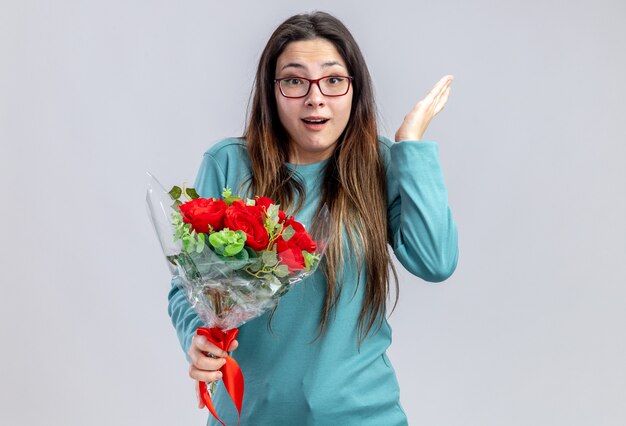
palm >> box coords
[395,75,453,142]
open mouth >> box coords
[302,118,329,124]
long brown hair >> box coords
[243,11,398,343]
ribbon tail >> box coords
[195,327,243,425]
[222,356,245,425]
[198,381,226,426]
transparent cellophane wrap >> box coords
[146,173,331,330]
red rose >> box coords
[275,218,317,272]
[275,236,306,272]
[283,217,317,252]
[255,196,286,223]
[179,198,227,234]
[224,200,269,251]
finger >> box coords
[228,339,239,353]
[410,79,451,114]
[190,352,227,371]
[189,365,224,383]
[411,76,453,114]
[423,79,452,116]
[433,85,452,115]
[428,78,453,108]
[190,335,229,358]
[425,75,453,99]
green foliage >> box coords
[196,233,205,253]
[273,264,289,278]
[209,229,246,257]
[217,247,250,270]
[172,210,203,255]
[186,187,199,200]
[261,249,278,267]
[169,186,182,200]
[248,259,264,273]
[281,225,295,242]
[170,186,323,295]
[220,187,240,205]
[169,184,199,202]
[303,251,320,272]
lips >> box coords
[301,116,329,124]
[301,116,329,131]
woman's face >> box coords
[274,38,353,164]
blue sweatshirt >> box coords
[168,137,458,426]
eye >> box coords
[326,77,345,85]
[282,78,304,86]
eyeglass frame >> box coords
[273,75,354,98]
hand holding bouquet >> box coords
[146,174,330,425]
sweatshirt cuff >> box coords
[390,140,440,177]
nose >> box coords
[305,81,325,107]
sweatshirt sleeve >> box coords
[386,139,459,282]
[167,151,228,358]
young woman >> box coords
[168,11,458,425]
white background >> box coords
[1,1,625,425]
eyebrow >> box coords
[279,61,345,71]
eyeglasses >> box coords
[274,75,353,98]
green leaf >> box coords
[186,187,200,200]
[224,196,240,206]
[282,225,295,242]
[303,251,313,271]
[169,186,182,200]
[266,204,280,228]
[248,258,263,273]
[261,249,278,267]
[274,264,289,278]
[224,240,245,256]
[196,233,205,253]
[182,235,194,253]
[222,187,232,198]
[209,229,246,256]
[244,246,258,258]
[171,211,182,224]
[303,251,320,271]
[235,248,249,260]
[220,248,250,270]
[267,204,279,219]
[209,232,226,249]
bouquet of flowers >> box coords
[146,174,330,425]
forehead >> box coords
[276,38,347,72]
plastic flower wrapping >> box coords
[147,174,330,330]
[146,173,330,425]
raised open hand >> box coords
[395,75,453,142]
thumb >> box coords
[228,339,239,353]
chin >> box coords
[308,142,336,155]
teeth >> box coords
[303,119,327,123]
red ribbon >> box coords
[196,327,244,426]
